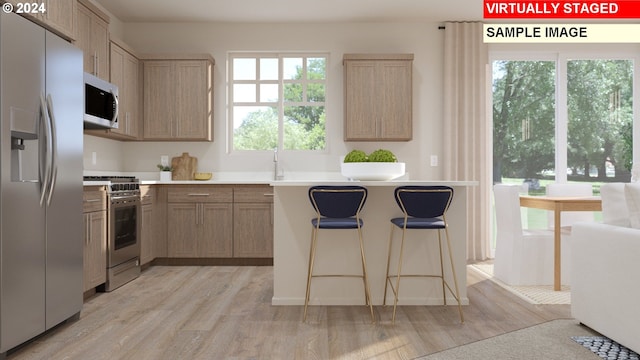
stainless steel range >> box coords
[84,176,141,291]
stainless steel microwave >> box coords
[83,72,119,129]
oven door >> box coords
[108,196,141,267]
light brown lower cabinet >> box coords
[140,185,155,265]
[166,186,233,258]
[83,187,107,292]
[163,184,273,259]
[233,186,273,258]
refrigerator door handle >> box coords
[45,94,58,206]
[39,94,53,207]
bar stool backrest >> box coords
[394,186,454,218]
[308,186,368,219]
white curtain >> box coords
[442,22,491,261]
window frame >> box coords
[489,47,640,183]
[228,52,329,153]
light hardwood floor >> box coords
[7,266,571,360]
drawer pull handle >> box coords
[84,199,101,203]
[188,193,210,196]
[263,193,274,197]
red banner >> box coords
[484,0,640,18]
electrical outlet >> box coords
[92,152,97,165]
[430,155,438,167]
[161,155,169,166]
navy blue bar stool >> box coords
[383,185,463,323]
[304,185,374,322]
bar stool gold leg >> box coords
[303,225,319,322]
[383,224,395,306]
[437,230,447,305]
[444,225,464,323]
[357,226,375,322]
[391,226,408,323]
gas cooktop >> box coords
[83,176,138,182]
[83,176,140,193]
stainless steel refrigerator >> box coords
[1,11,83,355]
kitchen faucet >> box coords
[273,148,279,180]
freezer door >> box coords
[0,11,47,352]
[44,31,84,330]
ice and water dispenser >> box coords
[10,106,42,183]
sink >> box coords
[340,162,406,181]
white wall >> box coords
[84,21,447,179]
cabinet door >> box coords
[140,203,155,265]
[343,55,413,141]
[344,61,377,140]
[109,43,126,134]
[76,5,93,74]
[83,210,107,291]
[167,203,198,257]
[92,15,109,80]
[124,52,141,138]
[378,61,412,140]
[175,60,210,140]
[143,61,174,139]
[200,203,233,257]
[76,3,109,80]
[233,203,273,258]
[109,44,140,139]
[41,0,76,40]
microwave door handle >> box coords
[111,91,119,126]
[45,94,57,206]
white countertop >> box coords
[269,179,478,187]
[139,179,273,185]
[83,171,478,187]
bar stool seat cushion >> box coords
[312,218,363,229]
[390,217,445,229]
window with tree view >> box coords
[230,53,327,151]
[492,58,634,194]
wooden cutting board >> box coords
[171,152,198,180]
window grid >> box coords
[230,53,327,151]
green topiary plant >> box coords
[343,150,368,163]
[367,149,397,162]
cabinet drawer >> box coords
[83,188,106,212]
[140,185,155,205]
[167,186,233,203]
[233,186,274,203]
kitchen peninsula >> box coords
[270,180,477,307]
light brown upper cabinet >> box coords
[343,54,414,141]
[5,0,77,40]
[85,38,141,140]
[108,39,141,139]
[4,0,76,40]
[76,0,110,80]
[40,0,76,40]
[142,55,214,141]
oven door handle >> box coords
[110,197,141,205]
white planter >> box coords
[340,162,405,181]
[159,171,172,181]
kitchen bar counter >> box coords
[270,180,476,307]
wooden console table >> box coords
[520,195,602,291]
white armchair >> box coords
[571,183,640,353]
[493,184,557,285]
